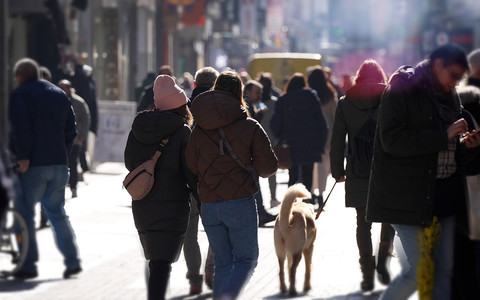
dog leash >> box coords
[315,181,337,220]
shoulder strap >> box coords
[218,128,251,171]
[152,138,169,160]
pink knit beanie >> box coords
[153,75,188,111]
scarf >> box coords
[415,60,461,126]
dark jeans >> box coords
[68,144,80,189]
[148,259,172,300]
[288,164,314,192]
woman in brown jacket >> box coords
[186,70,277,299]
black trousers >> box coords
[68,144,80,189]
[288,163,314,192]
[148,259,172,300]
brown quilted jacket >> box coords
[186,90,278,203]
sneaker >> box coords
[270,198,281,208]
[258,213,277,226]
[13,270,38,280]
[63,266,82,279]
[71,188,77,198]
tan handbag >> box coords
[123,138,169,200]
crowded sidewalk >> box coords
[0,163,415,300]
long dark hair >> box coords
[284,73,306,94]
[307,67,335,103]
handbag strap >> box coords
[218,128,251,172]
[152,138,169,160]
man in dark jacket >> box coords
[184,66,219,294]
[366,45,480,300]
[189,66,219,105]
[9,58,82,280]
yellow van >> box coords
[247,52,322,90]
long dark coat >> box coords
[330,81,385,207]
[270,87,328,165]
[124,110,197,261]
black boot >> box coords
[359,256,375,291]
[376,241,393,285]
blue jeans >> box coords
[381,216,455,300]
[15,165,81,272]
[201,196,259,299]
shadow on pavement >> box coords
[321,290,383,299]
[0,278,61,292]
[263,291,310,299]
[169,292,213,300]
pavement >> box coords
[0,163,418,300]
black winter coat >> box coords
[366,64,479,227]
[270,87,328,165]
[124,110,197,261]
[330,81,385,207]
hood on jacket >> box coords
[345,81,386,111]
[191,90,248,130]
[132,110,184,144]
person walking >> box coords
[124,75,198,300]
[270,73,328,199]
[330,59,395,291]
[186,70,278,299]
[244,80,278,226]
[58,79,91,198]
[183,66,219,295]
[9,58,82,280]
[307,66,338,205]
[451,82,480,299]
[258,73,281,208]
[366,44,480,300]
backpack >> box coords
[349,110,377,178]
[123,138,169,200]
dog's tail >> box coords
[279,183,311,233]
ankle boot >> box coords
[359,256,375,291]
[376,241,393,285]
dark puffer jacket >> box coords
[186,90,278,203]
[331,81,385,207]
[124,110,197,261]
[270,87,328,165]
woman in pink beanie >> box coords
[124,75,198,300]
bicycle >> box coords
[0,205,29,278]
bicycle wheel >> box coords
[0,208,29,277]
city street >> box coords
[0,163,415,300]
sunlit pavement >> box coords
[0,163,417,300]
